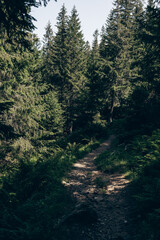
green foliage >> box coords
[94,176,109,188]
[0,137,101,240]
[98,0,144,123]
[9,84,63,139]
[95,138,128,173]
[132,162,160,239]
[95,129,160,239]
[43,5,87,134]
[128,0,160,129]
[1,1,160,239]
[0,160,73,240]
[86,30,105,122]
[42,21,55,84]
[0,0,57,42]
[96,128,160,174]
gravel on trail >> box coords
[61,136,136,240]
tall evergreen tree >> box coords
[99,0,144,122]
[131,0,160,126]
[141,0,160,94]
[51,4,69,102]
[42,21,54,84]
[0,30,63,152]
[43,21,54,57]
[51,5,87,134]
[65,6,87,133]
[87,30,103,121]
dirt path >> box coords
[62,136,135,240]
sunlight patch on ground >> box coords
[74,163,87,168]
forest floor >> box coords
[61,136,136,240]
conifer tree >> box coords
[65,6,87,133]
[42,21,54,84]
[0,0,57,39]
[141,0,160,94]
[43,21,54,57]
[51,5,87,134]
[132,0,160,125]
[99,0,144,122]
[0,30,63,148]
[51,5,69,102]
[87,30,103,121]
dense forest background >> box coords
[0,0,160,239]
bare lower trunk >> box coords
[109,90,115,123]
[109,105,114,123]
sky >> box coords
[31,0,114,45]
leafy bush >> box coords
[0,155,73,240]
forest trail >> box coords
[62,136,135,240]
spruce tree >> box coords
[43,21,54,58]
[132,0,160,126]
[51,5,87,134]
[87,30,103,121]
[0,0,57,39]
[51,4,69,102]
[65,6,87,133]
[0,30,63,148]
[42,21,54,84]
[141,0,160,94]
[99,0,144,122]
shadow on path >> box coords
[59,136,136,240]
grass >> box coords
[95,138,129,175]
[94,129,160,240]
[94,176,109,188]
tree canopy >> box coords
[0,0,57,36]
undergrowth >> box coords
[95,129,160,240]
[0,137,101,240]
